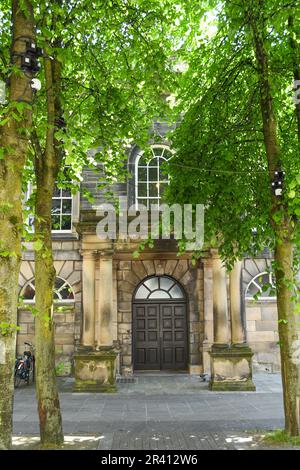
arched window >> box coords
[135,145,173,209]
[134,276,185,300]
[20,277,75,303]
[245,272,276,301]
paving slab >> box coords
[12,372,298,450]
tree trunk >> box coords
[0,0,35,450]
[275,238,300,435]
[35,182,63,446]
[34,52,63,446]
[249,2,300,435]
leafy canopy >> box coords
[166,0,300,266]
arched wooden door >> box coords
[133,275,188,371]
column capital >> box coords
[210,248,221,259]
[97,249,114,259]
[80,249,97,259]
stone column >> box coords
[202,257,214,374]
[81,250,95,348]
[211,250,230,346]
[74,249,117,393]
[229,260,245,345]
[209,252,255,391]
[96,252,114,348]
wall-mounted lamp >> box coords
[13,38,43,75]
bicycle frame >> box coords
[14,341,35,387]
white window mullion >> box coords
[135,145,174,209]
[146,163,149,209]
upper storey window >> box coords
[51,182,73,232]
[25,170,74,233]
[135,145,173,209]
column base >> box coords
[73,347,117,392]
[189,365,202,375]
[202,341,213,375]
[209,344,256,391]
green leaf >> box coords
[288,190,296,199]
[0,117,9,126]
[33,240,44,251]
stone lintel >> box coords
[114,252,192,260]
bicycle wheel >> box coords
[14,370,22,388]
[27,365,34,385]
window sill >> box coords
[51,232,79,240]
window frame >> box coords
[20,276,75,304]
[135,144,174,210]
[133,275,185,301]
[24,179,80,235]
[51,184,73,234]
[245,271,276,301]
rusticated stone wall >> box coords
[17,241,82,375]
[245,300,281,372]
[243,258,281,372]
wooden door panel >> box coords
[133,301,187,371]
[175,347,185,363]
[160,303,187,370]
[133,303,160,370]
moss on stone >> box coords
[73,349,117,393]
[209,380,256,391]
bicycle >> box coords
[14,341,35,388]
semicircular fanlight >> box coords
[20,277,75,302]
[134,275,184,300]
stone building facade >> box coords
[17,142,284,389]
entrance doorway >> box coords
[133,276,188,371]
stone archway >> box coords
[132,275,188,371]
[116,258,202,375]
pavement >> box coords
[12,372,298,450]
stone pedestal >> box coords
[209,254,255,391]
[73,348,117,392]
[75,246,118,392]
[209,345,256,391]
